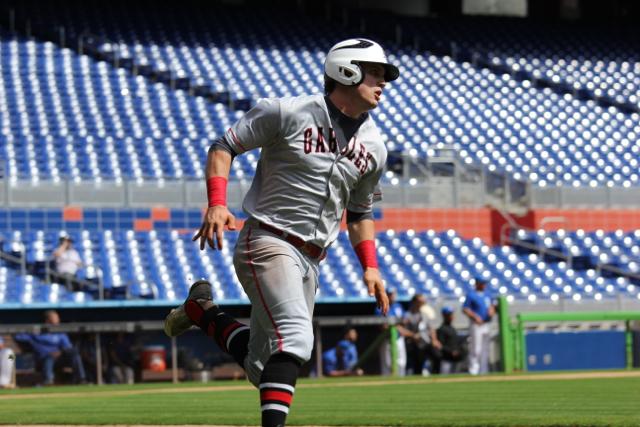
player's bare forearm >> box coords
[348,219,389,315]
[347,218,375,245]
[193,149,236,250]
[206,148,233,179]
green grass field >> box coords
[1,372,639,426]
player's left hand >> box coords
[364,268,388,315]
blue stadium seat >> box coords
[2,226,638,305]
[1,8,638,186]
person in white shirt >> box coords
[52,236,82,290]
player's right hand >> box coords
[192,206,236,250]
[364,268,389,315]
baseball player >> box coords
[462,277,496,375]
[164,38,398,427]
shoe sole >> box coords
[163,280,214,337]
[163,306,193,337]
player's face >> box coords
[355,62,386,110]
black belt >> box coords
[258,222,326,261]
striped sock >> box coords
[185,302,249,366]
[259,353,300,427]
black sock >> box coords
[185,301,250,367]
[259,353,301,427]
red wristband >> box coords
[207,176,228,207]
[355,240,378,269]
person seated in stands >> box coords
[434,306,468,374]
[0,336,15,389]
[322,328,363,377]
[14,310,87,385]
[52,235,83,291]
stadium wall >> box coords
[371,208,640,244]
[517,209,640,232]
[3,207,639,246]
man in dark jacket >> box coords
[435,306,467,374]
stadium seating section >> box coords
[0,3,638,306]
[1,222,639,305]
[0,3,639,186]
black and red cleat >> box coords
[163,280,214,337]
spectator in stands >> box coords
[14,310,87,385]
[376,288,411,375]
[52,235,82,291]
[403,294,441,375]
[435,306,467,374]
[463,278,496,375]
[322,328,363,377]
[0,336,15,388]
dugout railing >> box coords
[0,315,399,387]
[498,296,640,373]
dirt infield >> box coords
[1,369,639,401]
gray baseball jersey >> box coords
[219,93,387,384]
[221,93,387,248]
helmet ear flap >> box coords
[351,61,365,85]
[338,62,363,86]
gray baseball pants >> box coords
[233,218,319,387]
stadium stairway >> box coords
[507,227,640,286]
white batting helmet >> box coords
[324,38,400,86]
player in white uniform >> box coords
[164,39,399,427]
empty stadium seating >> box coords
[402,17,640,109]
[0,31,256,181]
[513,228,640,277]
[2,226,638,305]
[0,4,639,309]
[0,3,638,186]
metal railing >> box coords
[531,185,640,208]
[388,147,530,212]
[498,210,640,285]
[0,247,112,300]
[0,316,396,385]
